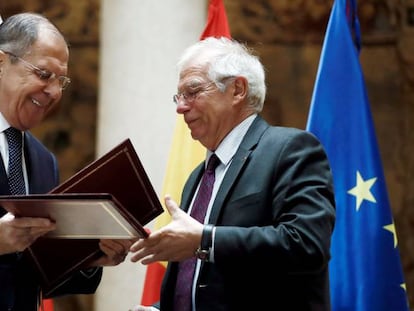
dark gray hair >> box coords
[0,12,66,60]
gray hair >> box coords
[177,37,266,112]
[0,12,66,61]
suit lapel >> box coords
[23,131,54,194]
[208,148,251,223]
[208,116,269,224]
[180,164,204,213]
[180,116,270,224]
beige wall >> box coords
[95,0,206,310]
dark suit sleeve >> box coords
[213,128,335,274]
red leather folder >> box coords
[0,138,163,295]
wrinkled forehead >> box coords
[27,27,69,58]
[38,25,67,47]
[177,62,211,90]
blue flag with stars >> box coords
[306,0,409,310]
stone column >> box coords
[95,1,206,310]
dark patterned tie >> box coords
[173,154,220,311]
[5,127,26,195]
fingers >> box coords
[97,239,134,266]
[164,195,189,223]
[164,195,178,216]
[129,238,156,263]
[2,229,38,252]
[129,230,172,264]
[12,216,56,229]
[129,195,202,264]
[15,218,56,247]
[129,246,146,263]
[130,234,157,252]
[0,214,56,253]
[100,239,133,255]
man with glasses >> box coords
[0,13,131,311]
[129,37,336,311]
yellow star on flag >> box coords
[347,171,377,211]
[384,223,398,248]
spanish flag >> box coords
[140,0,231,305]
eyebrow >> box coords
[183,79,210,89]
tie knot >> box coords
[4,127,23,147]
[206,154,220,173]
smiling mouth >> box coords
[31,98,48,107]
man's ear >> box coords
[233,76,248,102]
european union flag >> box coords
[306,0,410,310]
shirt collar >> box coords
[207,114,257,167]
[0,112,11,133]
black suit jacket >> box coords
[159,116,336,311]
[0,131,102,311]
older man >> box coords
[0,13,131,311]
[130,37,336,311]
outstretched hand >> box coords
[129,195,204,264]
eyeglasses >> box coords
[173,81,216,105]
[4,51,71,90]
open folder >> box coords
[0,138,163,295]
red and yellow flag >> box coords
[140,0,231,305]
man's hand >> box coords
[0,212,56,255]
[89,239,134,267]
[129,195,204,264]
